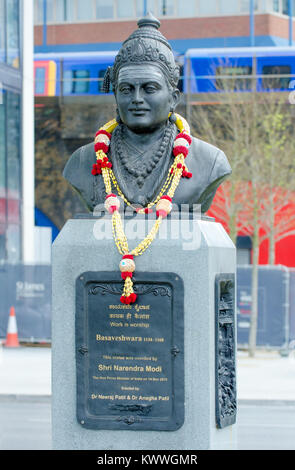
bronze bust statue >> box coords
[63,13,231,213]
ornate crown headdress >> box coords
[102,12,180,93]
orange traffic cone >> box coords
[4,306,20,348]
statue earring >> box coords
[169,108,177,124]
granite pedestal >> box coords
[52,215,237,450]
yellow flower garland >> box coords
[92,113,192,304]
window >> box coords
[0,89,5,196]
[282,0,295,14]
[117,0,134,18]
[46,0,54,22]
[6,224,20,263]
[216,66,253,90]
[176,0,195,17]
[0,225,6,262]
[77,0,94,21]
[273,0,280,12]
[262,65,291,90]
[199,0,217,16]
[34,0,43,23]
[65,0,75,21]
[35,67,46,94]
[237,248,251,265]
[6,91,21,199]
[6,0,19,68]
[136,0,155,16]
[159,0,174,16]
[241,0,259,12]
[219,0,240,15]
[73,69,90,93]
[55,0,65,22]
[96,0,114,19]
[63,69,73,94]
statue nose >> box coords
[132,87,144,104]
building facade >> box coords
[0,0,22,263]
[34,0,295,53]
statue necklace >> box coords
[114,120,176,189]
[91,113,193,305]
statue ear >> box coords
[171,88,180,109]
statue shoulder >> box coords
[189,136,231,184]
[186,136,231,212]
[63,142,97,212]
[63,142,96,183]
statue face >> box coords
[116,64,179,133]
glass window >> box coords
[241,0,259,12]
[63,69,73,94]
[0,225,6,262]
[55,0,66,22]
[6,91,21,200]
[6,224,20,263]
[96,0,114,18]
[282,0,293,14]
[73,70,90,93]
[65,0,75,21]
[219,0,240,15]
[34,0,43,24]
[273,0,280,12]
[199,0,217,16]
[262,65,291,89]
[117,0,134,18]
[76,0,94,21]
[46,0,54,22]
[6,0,20,68]
[237,248,251,265]
[35,67,46,94]
[159,0,174,16]
[136,0,155,16]
[0,0,5,63]
[176,0,195,17]
[0,89,6,198]
[216,66,253,90]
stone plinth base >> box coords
[52,216,237,450]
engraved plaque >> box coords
[215,273,237,429]
[76,271,184,431]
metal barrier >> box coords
[0,264,51,342]
[0,263,295,349]
[237,265,290,351]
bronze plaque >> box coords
[76,271,184,431]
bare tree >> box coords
[190,85,295,356]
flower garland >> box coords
[92,113,192,304]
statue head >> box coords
[103,13,180,133]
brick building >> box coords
[34,0,295,53]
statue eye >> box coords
[145,85,158,93]
[119,85,132,94]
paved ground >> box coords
[237,350,295,402]
[0,344,295,450]
[0,343,294,402]
[0,344,51,396]
[1,400,295,450]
